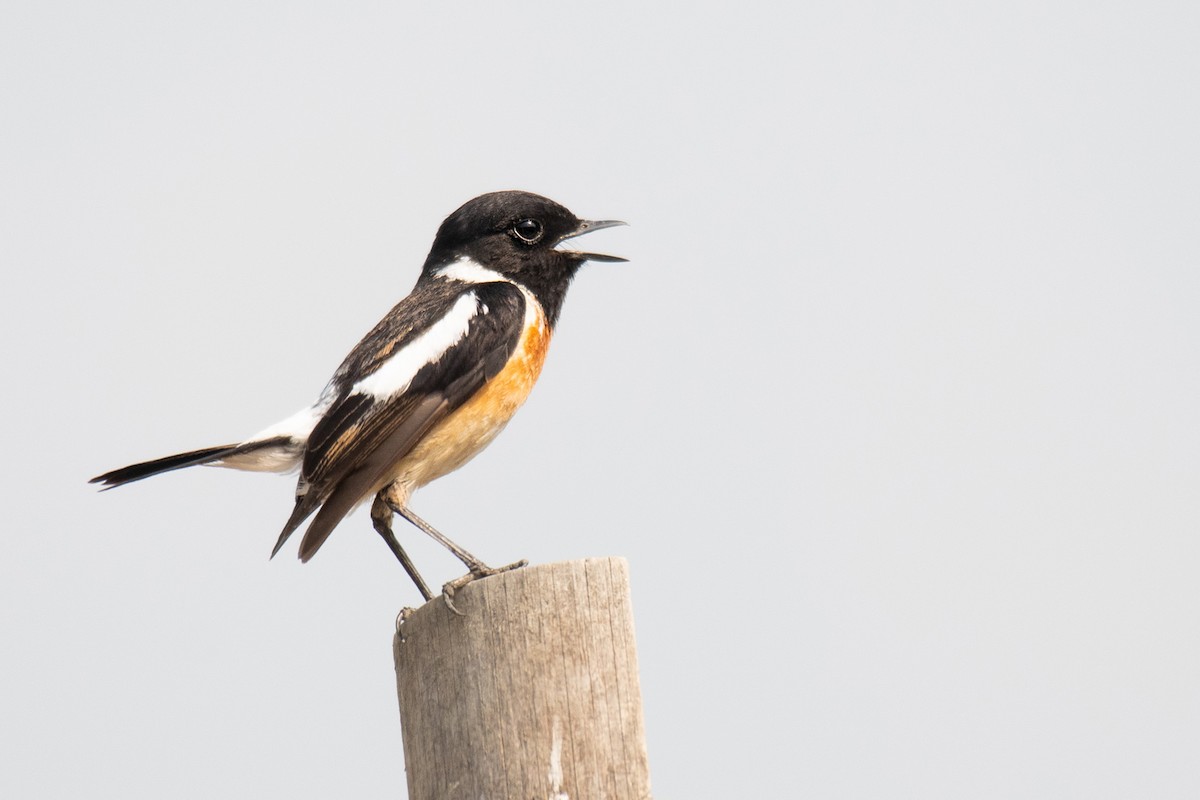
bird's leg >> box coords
[391,503,486,571]
[386,500,526,615]
[371,495,432,602]
[392,503,528,576]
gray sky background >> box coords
[3,2,1198,798]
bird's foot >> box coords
[441,559,529,616]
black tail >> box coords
[89,445,240,489]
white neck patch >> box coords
[434,256,508,285]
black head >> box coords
[421,191,625,318]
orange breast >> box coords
[387,304,552,497]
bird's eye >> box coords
[512,218,544,244]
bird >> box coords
[91,190,626,606]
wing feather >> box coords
[271,280,527,559]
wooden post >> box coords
[392,557,652,800]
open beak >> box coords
[557,219,628,263]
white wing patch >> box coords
[351,291,482,400]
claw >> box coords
[441,585,465,616]
[439,559,529,616]
[395,606,416,639]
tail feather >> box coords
[90,435,296,489]
[89,445,240,489]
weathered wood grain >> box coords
[393,557,652,799]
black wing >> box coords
[272,280,527,560]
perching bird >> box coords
[91,190,626,604]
